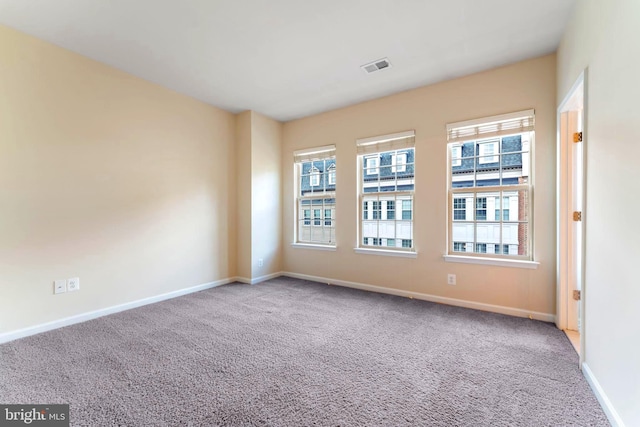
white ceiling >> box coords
[0,0,575,122]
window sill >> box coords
[291,243,337,252]
[443,254,539,269]
[354,248,418,259]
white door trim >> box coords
[556,70,588,366]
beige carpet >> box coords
[0,277,609,426]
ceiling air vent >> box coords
[361,58,392,74]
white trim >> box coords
[582,363,626,427]
[447,109,535,131]
[444,254,539,269]
[0,278,234,344]
[356,130,415,146]
[293,144,336,162]
[354,248,418,259]
[291,243,337,251]
[282,271,554,322]
[234,271,282,285]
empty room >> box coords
[1,0,638,426]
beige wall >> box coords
[283,54,557,316]
[235,111,253,280]
[558,1,640,425]
[0,25,237,334]
[250,112,282,279]
[235,111,283,282]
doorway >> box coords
[557,72,587,364]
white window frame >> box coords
[356,130,416,255]
[293,145,336,247]
[446,110,535,262]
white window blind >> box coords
[446,110,534,143]
[293,145,336,163]
[356,130,415,155]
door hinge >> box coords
[573,290,581,301]
[573,211,582,221]
[573,132,583,143]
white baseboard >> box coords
[583,363,625,427]
[235,272,282,285]
[0,278,234,345]
[282,271,556,323]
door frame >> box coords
[556,70,588,365]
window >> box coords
[392,152,407,173]
[294,145,336,245]
[447,110,534,259]
[357,131,415,252]
[453,198,466,220]
[475,197,487,220]
[328,165,336,185]
[310,167,320,186]
[478,140,499,164]
[495,196,510,221]
[453,242,466,252]
[451,145,462,167]
[386,200,396,220]
[365,156,379,175]
[402,200,412,220]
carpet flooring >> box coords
[1,277,609,426]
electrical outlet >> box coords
[258,258,264,267]
[54,279,67,294]
[67,277,80,292]
[447,274,456,285]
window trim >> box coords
[446,111,535,261]
[293,145,336,246]
[309,166,320,187]
[365,156,379,175]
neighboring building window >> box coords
[357,131,415,252]
[453,198,466,220]
[475,197,487,220]
[309,167,320,187]
[447,110,534,258]
[313,209,321,226]
[478,140,499,164]
[294,145,336,245]
[451,145,462,167]
[328,165,336,185]
[365,156,379,175]
[392,152,407,173]
[386,201,395,220]
[496,196,510,221]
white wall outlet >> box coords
[258,258,264,267]
[54,279,67,294]
[447,274,456,285]
[67,277,80,292]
